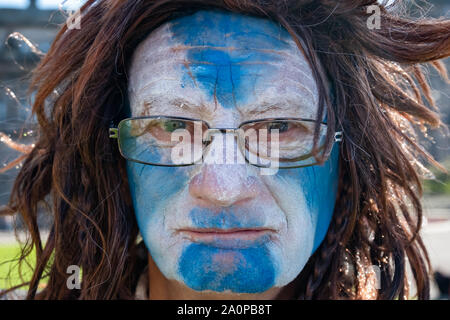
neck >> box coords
[147,254,286,300]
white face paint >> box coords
[126,10,339,294]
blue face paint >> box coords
[170,10,293,109]
[126,9,340,295]
[179,243,275,293]
[127,162,187,233]
[274,145,339,253]
[304,144,340,251]
[189,207,266,230]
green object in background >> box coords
[0,243,45,290]
[423,158,450,195]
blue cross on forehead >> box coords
[169,10,294,109]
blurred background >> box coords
[0,0,449,298]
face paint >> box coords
[126,10,339,295]
[179,244,275,293]
[169,13,292,110]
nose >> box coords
[189,164,260,207]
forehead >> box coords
[169,9,293,57]
[128,10,318,121]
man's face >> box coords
[126,10,339,294]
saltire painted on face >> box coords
[126,9,340,295]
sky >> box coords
[0,0,83,9]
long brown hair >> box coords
[1,0,449,299]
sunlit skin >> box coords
[126,10,339,299]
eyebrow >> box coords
[239,95,320,122]
[140,96,312,119]
[238,101,303,118]
[140,98,213,117]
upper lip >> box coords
[176,227,275,233]
[175,227,276,245]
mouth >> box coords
[176,228,275,248]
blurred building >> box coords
[0,0,64,228]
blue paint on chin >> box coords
[179,243,275,293]
[169,10,292,109]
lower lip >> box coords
[178,229,274,248]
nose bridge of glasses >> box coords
[201,128,247,166]
[203,128,239,143]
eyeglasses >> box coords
[109,116,343,168]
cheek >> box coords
[279,144,340,252]
[310,145,340,251]
[260,144,339,285]
[126,161,189,271]
[126,161,186,224]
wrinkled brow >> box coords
[140,98,213,118]
[140,96,314,120]
[237,101,305,118]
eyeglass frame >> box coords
[109,115,343,168]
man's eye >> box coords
[266,121,289,133]
[163,120,186,132]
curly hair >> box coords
[0,0,449,299]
